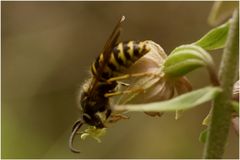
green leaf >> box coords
[202,111,211,126]
[113,86,222,112]
[202,108,212,126]
[163,45,214,78]
[194,21,230,50]
[199,128,208,143]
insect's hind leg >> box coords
[118,81,130,87]
[106,72,160,83]
[104,87,144,98]
[105,72,160,98]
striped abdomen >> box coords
[91,41,150,80]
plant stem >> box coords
[203,10,239,159]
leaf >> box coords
[113,86,222,112]
[199,128,208,143]
[163,45,214,78]
[202,116,210,126]
[194,21,230,50]
[202,108,212,126]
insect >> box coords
[69,16,152,153]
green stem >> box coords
[203,10,239,158]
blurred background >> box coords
[2,1,239,159]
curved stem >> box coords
[203,10,239,158]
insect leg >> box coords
[108,114,129,123]
[118,81,130,87]
[106,109,112,119]
[107,72,160,83]
[69,119,84,153]
[104,72,159,97]
[104,87,144,97]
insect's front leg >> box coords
[105,109,112,119]
[108,113,129,123]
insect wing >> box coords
[89,16,125,94]
[100,16,125,74]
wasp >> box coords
[69,16,153,153]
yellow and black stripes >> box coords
[91,41,150,80]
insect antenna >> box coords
[69,119,84,153]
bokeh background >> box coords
[2,1,239,159]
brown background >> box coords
[2,1,239,158]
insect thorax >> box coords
[79,80,116,128]
[91,41,150,80]
[80,81,116,111]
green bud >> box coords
[163,45,214,78]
